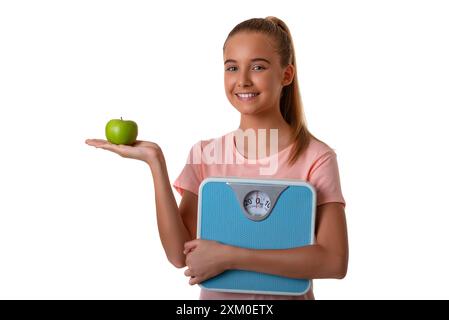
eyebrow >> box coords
[224,58,271,65]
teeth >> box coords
[237,93,259,98]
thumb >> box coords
[184,239,199,253]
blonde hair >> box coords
[223,16,326,166]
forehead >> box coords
[224,32,277,61]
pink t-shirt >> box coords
[173,130,346,300]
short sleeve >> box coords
[173,141,203,196]
[308,151,346,208]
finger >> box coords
[85,139,108,147]
[184,269,192,277]
[189,276,201,285]
[183,246,195,254]
[96,144,127,157]
[98,143,117,152]
[184,239,199,251]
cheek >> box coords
[223,76,235,97]
[224,74,233,87]
[258,74,277,90]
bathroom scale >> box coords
[197,176,316,296]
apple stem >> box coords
[121,116,123,121]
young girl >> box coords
[86,16,348,300]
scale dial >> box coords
[243,190,271,217]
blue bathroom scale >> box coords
[197,176,316,296]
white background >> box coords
[1,0,448,299]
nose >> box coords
[238,70,252,87]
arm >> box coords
[228,202,348,279]
[85,139,196,269]
[184,202,348,284]
[149,153,196,268]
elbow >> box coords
[331,256,348,279]
[173,261,186,269]
[334,266,347,280]
[170,259,186,269]
[167,254,187,269]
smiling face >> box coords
[223,32,294,117]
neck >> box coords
[239,107,293,139]
[236,108,294,159]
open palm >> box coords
[85,139,161,164]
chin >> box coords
[234,105,262,115]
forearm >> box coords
[148,155,191,268]
[228,244,347,279]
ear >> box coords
[282,64,295,86]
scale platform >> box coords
[197,176,316,296]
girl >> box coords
[86,16,348,300]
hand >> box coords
[85,139,163,166]
[183,239,232,285]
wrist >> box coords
[146,149,165,170]
[223,244,245,270]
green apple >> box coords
[105,117,138,145]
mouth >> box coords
[235,92,260,101]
